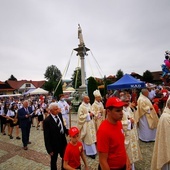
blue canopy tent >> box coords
[107,74,145,90]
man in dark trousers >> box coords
[43,102,68,170]
[18,100,33,150]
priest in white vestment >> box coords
[135,89,159,142]
[92,90,105,131]
[77,95,97,159]
[122,99,142,170]
[151,99,170,170]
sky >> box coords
[0,0,169,81]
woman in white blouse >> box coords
[6,103,20,140]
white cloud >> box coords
[0,0,169,81]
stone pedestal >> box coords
[74,46,90,90]
[77,85,87,99]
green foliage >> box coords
[44,65,62,96]
[104,79,113,96]
[8,75,17,81]
[44,65,62,81]
[87,77,98,104]
[116,69,124,80]
[44,80,57,93]
[71,67,82,89]
[142,70,153,83]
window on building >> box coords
[25,84,31,88]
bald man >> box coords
[135,89,159,142]
[77,95,97,159]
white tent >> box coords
[0,94,22,98]
[23,88,35,95]
[29,88,49,95]
[63,87,75,93]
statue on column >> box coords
[78,24,85,46]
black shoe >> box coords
[28,141,31,144]
[16,136,21,140]
[2,133,6,135]
[87,155,96,159]
[139,139,155,143]
[23,146,28,150]
[9,135,13,139]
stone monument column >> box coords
[79,52,86,87]
[74,24,90,90]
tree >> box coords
[71,67,82,89]
[104,76,113,96]
[44,65,62,95]
[87,77,98,104]
[43,80,57,94]
[142,70,153,83]
[116,69,124,80]
[44,65,62,82]
[8,75,17,81]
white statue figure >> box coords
[78,24,85,46]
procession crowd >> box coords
[0,85,170,170]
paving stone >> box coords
[0,155,49,170]
[0,149,8,157]
[0,113,154,170]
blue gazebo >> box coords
[107,74,145,90]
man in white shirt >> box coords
[57,94,70,129]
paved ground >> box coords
[0,114,154,170]
[0,114,99,170]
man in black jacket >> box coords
[43,102,68,170]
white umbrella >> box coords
[63,87,75,93]
[29,88,49,95]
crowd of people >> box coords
[0,96,48,140]
[0,85,170,170]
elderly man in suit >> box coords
[43,102,68,170]
[18,100,33,150]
